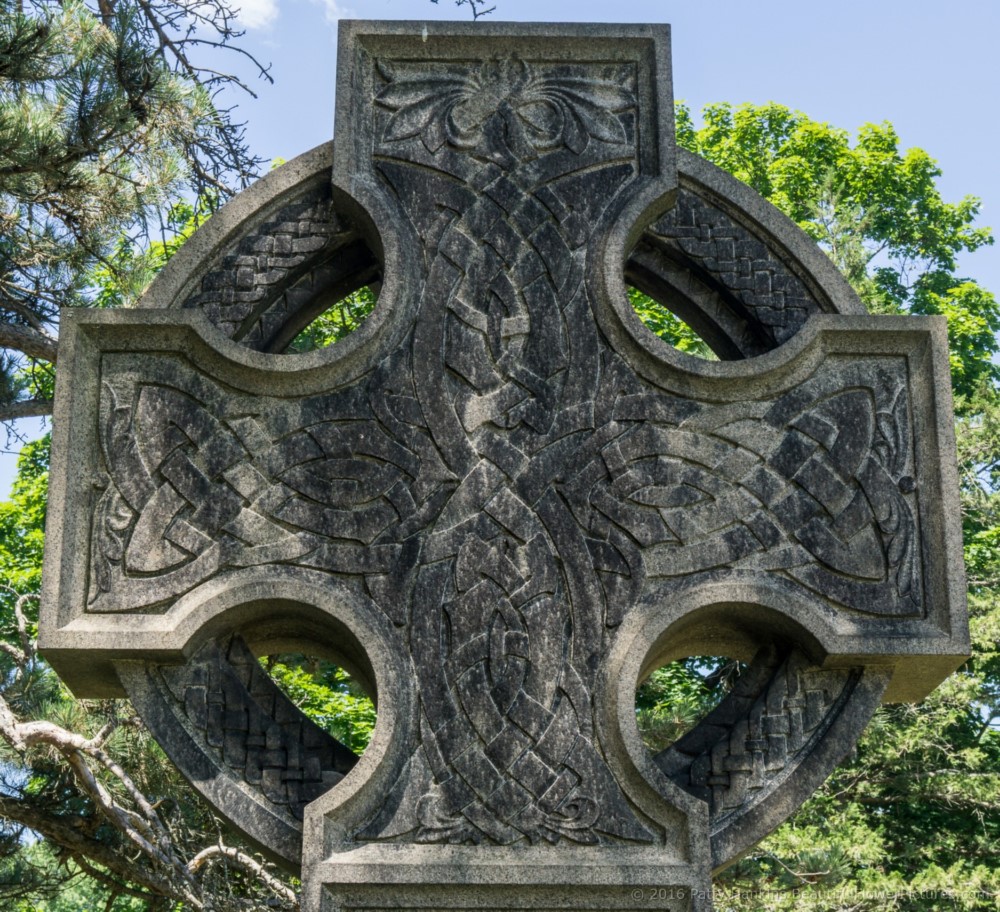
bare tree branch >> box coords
[188,845,298,903]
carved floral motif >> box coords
[376,58,635,160]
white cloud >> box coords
[236,0,279,30]
[313,0,353,27]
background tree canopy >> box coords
[0,23,998,903]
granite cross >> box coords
[40,21,969,912]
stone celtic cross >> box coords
[40,21,968,912]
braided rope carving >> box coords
[656,649,860,824]
[158,636,357,821]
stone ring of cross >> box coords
[40,22,968,912]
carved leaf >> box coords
[543,88,628,145]
[536,77,635,111]
[383,93,463,145]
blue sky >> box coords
[1,0,998,491]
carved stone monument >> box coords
[40,21,969,912]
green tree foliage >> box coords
[0,435,47,601]
[628,285,716,359]
[287,286,378,353]
[0,0,269,423]
[89,195,213,310]
[635,658,743,752]
[264,656,377,754]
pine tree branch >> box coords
[0,299,51,333]
[71,856,157,904]
[0,681,203,906]
[0,323,58,363]
[0,398,54,422]
[0,795,177,900]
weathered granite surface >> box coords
[40,21,968,912]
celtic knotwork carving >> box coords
[629,187,823,358]
[172,166,833,368]
[657,648,857,815]
[179,184,378,350]
[159,636,357,819]
[92,361,922,617]
[88,365,421,613]
[645,645,890,869]
[41,22,968,912]
[388,525,655,847]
